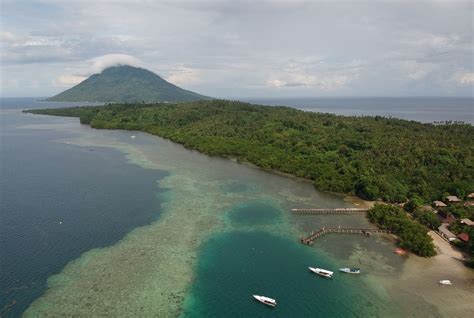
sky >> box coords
[1,0,473,98]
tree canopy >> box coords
[26,99,474,203]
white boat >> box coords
[309,267,334,278]
[439,280,452,285]
[339,268,361,274]
[253,295,277,307]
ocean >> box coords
[240,97,474,124]
[1,98,472,317]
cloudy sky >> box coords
[1,0,473,98]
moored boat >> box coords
[339,267,361,274]
[439,280,452,285]
[253,295,277,307]
[309,267,334,278]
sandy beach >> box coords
[376,231,474,317]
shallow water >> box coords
[1,99,472,317]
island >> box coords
[26,99,474,261]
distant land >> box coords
[47,65,212,103]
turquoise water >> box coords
[182,230,388,317]
[226,200,281,226]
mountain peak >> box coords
[47,65,211,103]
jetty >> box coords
[291,208,368,215]
[300,227,391,245]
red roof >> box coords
[458,233,469,242]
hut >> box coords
[467,193,474,199]
[433,200,447,208]
[438,224,457,242]
[460,218,474,226]
[439,214,456,225]
[446,195,462,203]
[457,233,469,242]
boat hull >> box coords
[253,295,277,307]
[309,267,333,278]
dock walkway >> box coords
[291,208,368,215]
[300,227,391,245]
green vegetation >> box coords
[47,65,211,103]
[439,204,474,219]
[27,100,473,204]
[449,219,474,267]
[367,204,436,256]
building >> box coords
[458,233,469,242]
[438,224,457,242]
[433,200,447,208]
[467,193,474,199]
[446,195,462,203]
[460,218,474,226]
[439,214,456,225]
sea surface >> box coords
[241,97,474,124]
[1,97,472,317]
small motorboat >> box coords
[339,267,361,274]
[439,280,452,285]
[253,295,277,307]
[309,267,334,278]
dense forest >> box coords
[26,100,473,204]
[367,204,436,256]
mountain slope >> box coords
[47,65,211,103]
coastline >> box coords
[22,112,474,317]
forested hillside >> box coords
[27,100,473,203]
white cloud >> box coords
[88,54,143,74]
[452,72,474,86]
[398,60,435,80]
[165,65,203,85]
[55,74,87,87]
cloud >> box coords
[452,72,474,86]
[1,0,473,97]
[88,54,143,74]
[398,60,435,80]
[55,74,87,87]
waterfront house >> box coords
[438,224,457,241]
[457,233,469,242]
[446,195,462,203]
[460,218,474,226]
[433,200,447,208]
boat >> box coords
[339,267,361,274]
[309,267,334,278]
[439,280,452,285]
[253,295,277,307]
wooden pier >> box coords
[291,208,368,215]
[300,227,391,245]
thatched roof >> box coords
[433,200,447,207]
[461,218,474,226]
[446,195,462,202]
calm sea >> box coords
[241,97,474,124]
[0,98,167,317]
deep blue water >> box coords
[241,97,474,124]
[0,99,167,317]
